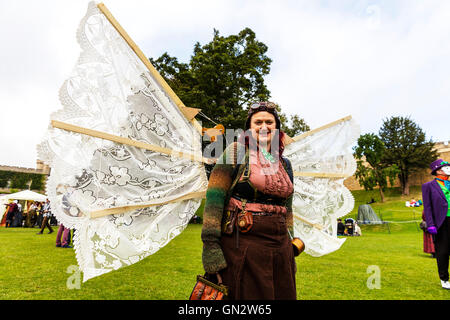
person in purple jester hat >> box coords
[422,159,450,290]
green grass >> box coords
[0,186,448,300]
[346,185,424,220]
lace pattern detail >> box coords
[37,2,207,282]
[284,118,359,256]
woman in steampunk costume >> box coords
[201,102,303,300]
[39,3,356,287]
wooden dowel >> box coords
[89,185,326,231]
[293,172,349,179]
[96,3,203,134]
[288,115,353,144]
[89,190,207,218]
[51,120,211,164]
[293,213,324,230]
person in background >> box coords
[422,159,450,290]
[344,218,354,236]
[35,202,44,228]
[36,199,54,234]
[337,219,345,236]
[12,200,23,227]
[55,223,72,248]
[25,202,37,228]
[5,200,18,228]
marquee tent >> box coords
[0,190,48,226]
[0,190,47,202]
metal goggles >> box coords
[248,102,277,114]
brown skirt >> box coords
[220,213,297,300]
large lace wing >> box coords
[37,2,208,282]
[284,117,360,257]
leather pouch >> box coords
[223,210,237,235]
[237,210,253,233]
[189,274,228,300]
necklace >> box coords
[261,147,275,163]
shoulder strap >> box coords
[282,156,294,183]
[225,143,249,205]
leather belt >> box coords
[231,194,286,207]
[251,212,274,216]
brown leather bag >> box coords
[223,199,253,234]
[189,273,228,300]
[237,209,253,233]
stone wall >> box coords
[0,160,50,194]
[0,160,50,175]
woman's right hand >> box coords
[206,272,223,284]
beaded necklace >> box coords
[260,147,275,163]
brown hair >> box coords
[240,102,285,158]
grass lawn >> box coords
[0,186,448,300]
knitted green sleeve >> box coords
[201,144,236,273]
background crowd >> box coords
[2,198,73,248]
[3,199,55,228]
[337,218,362,237]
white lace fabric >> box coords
[37,2,207,282]
[38,1,359,281]
[284,118,360,257]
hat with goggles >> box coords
[245,101,280,130]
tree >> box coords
[149,28,308,135]
[279,112,310,137]
[150,28,271,130]
[378,116,438,195]
[353,133,399,202]
[0,171,46,191]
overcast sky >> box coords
[1,0,449,169]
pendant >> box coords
[261,148,275,163]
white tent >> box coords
[0,190,47,202]
[0,190,47,216]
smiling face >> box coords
[249,111,277,151]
